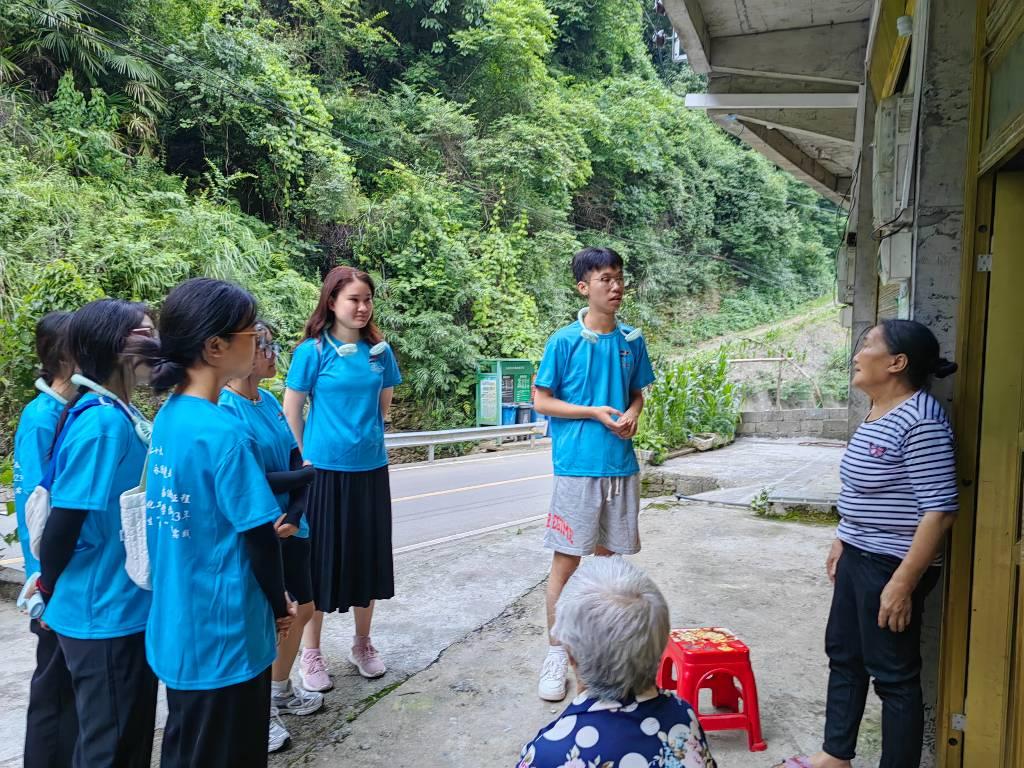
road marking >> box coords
[390,450,550,473]
[392,473,552,503]
[393,513,547,555]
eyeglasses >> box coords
[589,276,627,289]
[131,327,156,337]
[258,338,281,359]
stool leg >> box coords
[737,666,767,752]
[680,668,703,713]
[708,672,740,712]
[656,655,675,690]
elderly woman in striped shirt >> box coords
[781,319,959,768]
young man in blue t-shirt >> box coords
[533,247,656,701]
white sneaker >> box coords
[538,651,569,701]
[272,679,324,716]
[268,707,290,753]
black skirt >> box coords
[307,465,395,613]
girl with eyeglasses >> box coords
[145,278,294,768]
[219,321,321,753]
[13,311,78,768]
[31,300,160,767]
[283,265,401,690]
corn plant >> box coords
[635,350,741,463]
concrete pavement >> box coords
[296,499,881,768]
[0,438,881,766]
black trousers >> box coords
[162,667,272,768]
[58,631,157,768]
[24,620,78,768]
[823,543,940,767]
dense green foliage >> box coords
[0,0,839,444]
[635,351,741,464]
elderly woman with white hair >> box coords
[517,556,716,768]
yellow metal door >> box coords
[963,171,1024,765]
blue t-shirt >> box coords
[145,395,282,690]
[12,391,65,575]
[46,394,151,639]
[517,691,717,768]
[535,321,655,477]
[218,387,307,538]
[284,335,402,472]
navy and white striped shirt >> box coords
[838,390,958,560]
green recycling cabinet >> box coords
[475,358,534,426]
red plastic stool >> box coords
[656,627,767,752]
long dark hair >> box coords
[35,311,73,385]
[879,319,958,390]
[150,278,258,394]
[51,299,158,451]
[67,299,155,387]
[302,266,383,345]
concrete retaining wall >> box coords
[737,408,849,440]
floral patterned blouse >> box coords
[517,690,717,768]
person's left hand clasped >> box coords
[877,577,913,632]
[274,513,298,539]
[613,408,639,439]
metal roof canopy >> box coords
[664,0,870,204]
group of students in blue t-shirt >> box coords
[12,266,400,766]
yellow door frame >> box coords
[932,0,1024,764]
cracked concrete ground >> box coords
[1,440,884,767]
[279,500,882,767]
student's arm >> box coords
[380,387,394,425]
[242,522,289,619]
[282,389,307,457]
[278,448,313,535]
[266,465,315,494]
[37,507,88,601]
[534,387,622,430]
[611,389,645,439]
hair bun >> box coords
[149,358,187,392]
[933,358,958,379]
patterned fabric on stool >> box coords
[656,627,767,752]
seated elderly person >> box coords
[517,556,716,768]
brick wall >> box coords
[737,408,849,441]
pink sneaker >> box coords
[299,648,333,692]
[348,637,386,679]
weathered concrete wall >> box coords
[738,408,850,440]
[911,0,971,415]
[912,2,974,764]
[849,85,877,435]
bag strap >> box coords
[39,399,104,492]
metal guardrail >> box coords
[385,421,548,463]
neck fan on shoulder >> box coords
[577,307,642,344]
[34,377,68,406]
[322,334,390,361]
[70,373,152,445]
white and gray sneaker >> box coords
[272,679,324,716]
[268,707,290,753]
[537,651,570,701]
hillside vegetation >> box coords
[0,0,840,441]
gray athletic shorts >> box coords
[543,474,641,556]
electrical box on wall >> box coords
[878,230,912,283]
[837,245,856,305]
[839,305,852,328]
[873,94,915,227]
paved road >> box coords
[390,447,553,551]
[0,447,555,570]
